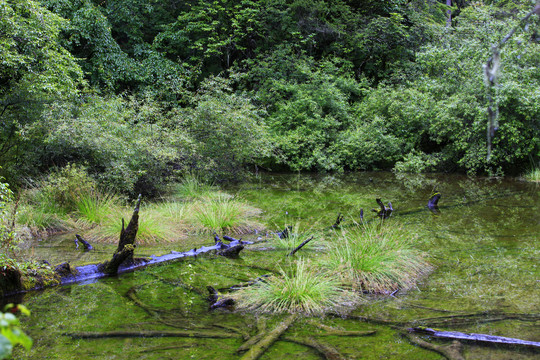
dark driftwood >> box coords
[331,213,344,228]
[373,198,393,218]
[207,286,235,309]
[287,236,314,256]
[409,327,540,349]
[404,332,465,360]
[75,234,93,251]
[277,226,292,239]
[239,313,298,360]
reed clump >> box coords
[233,258,358,316]
[324,221,431,293]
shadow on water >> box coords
[12,172,540,359]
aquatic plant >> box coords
[273,223,319,253]
[189,194,262,234]
[173,174,217,200]
[91,205,178,244]
[75,191,121,227]
[233,259,358,316]
[524,167,540,182]
[324,221,431,293]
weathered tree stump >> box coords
[100,194,142,275]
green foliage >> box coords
[233,258,357,315]
[183,77,273,179]
[324,222,430,293]
[0,177,16,252]
[36,96,191,196]
[0,0,83,182]
[0,305,32,360]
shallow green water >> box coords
[10,172,540,359]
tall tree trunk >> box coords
[447,0,452,27]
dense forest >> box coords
[1,0,539,197]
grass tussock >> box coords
[233,258,358,316]
[273,223,319,253]
[188,194,262,234]
[524,168,540,182]
[324,221,431,293]
[89,204,184,244]
[173,174,218,200]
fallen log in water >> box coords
[67,330,242,339]
[409,327,540,349]
[282,336,346,360]
[287,236,314,256]
[239,313,299,360]
[404,332,465,360]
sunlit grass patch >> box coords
[233,258,358,316]
[188,194,262,234]
[524,168,540,182]
[90,205,180,244]
[324,222,431,293]
[74,191,121,228]
[272,223,320,253]
[172,174,219,200]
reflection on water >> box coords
[14,172,540,359]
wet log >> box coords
[67,330,242,339]
[207,286,235,309]
[404,332,464,360]
[277,226,292,239]
[287,236,313,256]
[217,243,245,258]
[282,336,346,360]
[409,327,540,349]
[373,198,393,218]
[239,313,298,360]
[74,234,93,251]
[331,213,344,228]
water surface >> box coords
[12,172,540,359]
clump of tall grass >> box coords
[233,259,358,316]
[273,223,319,253]
[90,204,180,244]
[189,194,262,234]
[524,168,540,182]
[173,174,218,200]
[74,191,121,228]
[324,221,431,293]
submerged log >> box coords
[67,330,242,339]
[239,313,298,360]
[409,327,540,349]
[283,336,346,360]
[404,332,465,360]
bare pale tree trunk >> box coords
[446,0,452,27]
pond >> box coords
[8,172,540,359]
